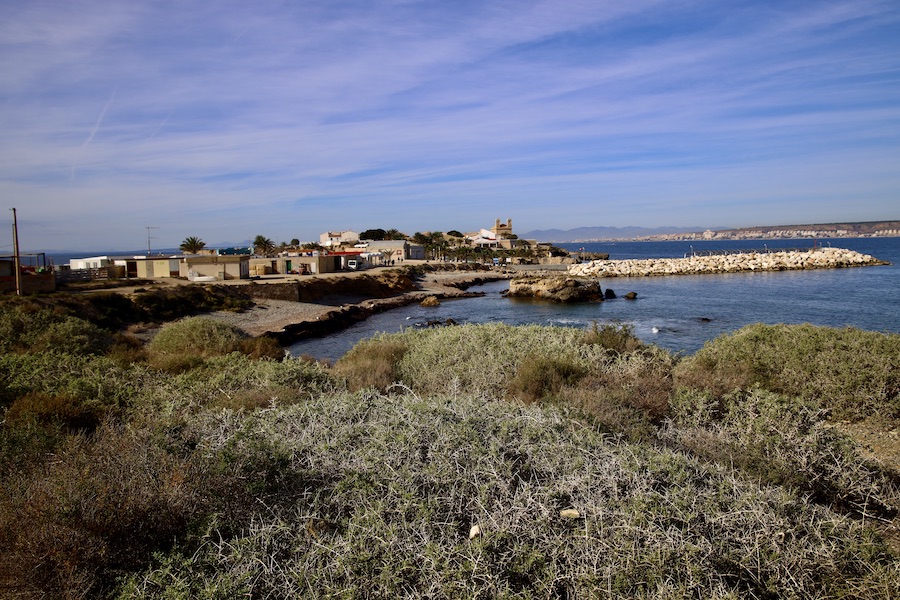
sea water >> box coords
[291,237,899,362]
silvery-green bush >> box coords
[117,391,900,599]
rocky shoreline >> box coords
[568,247,888,277]
[204,268,508,344]
[194,248,890,343]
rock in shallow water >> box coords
[507,276,603,303]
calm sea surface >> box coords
[289,237,900,361]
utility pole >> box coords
[9,208,22,296]
[10,208,22,296]
[146,226,159,256]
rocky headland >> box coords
[568,247,888,277]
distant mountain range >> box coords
[520,226,709,242]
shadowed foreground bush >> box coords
[1,425,207,597]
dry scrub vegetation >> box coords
[1,299,899,598]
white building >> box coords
[69,256,113,269]
[320,230,360,247]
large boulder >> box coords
[507,276,603,303]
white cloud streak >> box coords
[70,86,117,180]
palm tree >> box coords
[253,235,276,255]
[180,236,206,254]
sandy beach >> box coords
[199,266,512,338]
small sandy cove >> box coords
[196,265,509,337]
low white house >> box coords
[180,255,250,281]
[69,256,113,270]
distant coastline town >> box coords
[2,218,898,295]
[569,221,900,243]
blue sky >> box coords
[2,0,899,251]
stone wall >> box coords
[243,272,419,303]
[568,247,888,278]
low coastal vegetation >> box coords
[1,295,898,597]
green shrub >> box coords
[392,323,618,397]
[333,337,408,392]
[561,350,674,440]
[163,353,337,411]
[663,389,900,522]
[0,304,112,355]
[674,324,900,421]
[581,321,643,353]
[508,354,586,402]
[0,353,153,415]
[148,317,248,359]
[147,318,284,371]
[378,324,675,433]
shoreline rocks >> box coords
[568,247,888,278]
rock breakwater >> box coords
[568,247,888,278]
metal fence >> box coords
[55,267,112,282]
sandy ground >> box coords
[202,299,337,337]
[198,266,509,337]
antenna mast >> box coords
[146,226,159,255]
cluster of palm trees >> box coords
[180,234,309,256]
[179,230,539,261]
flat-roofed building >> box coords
[180,255,250,281]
